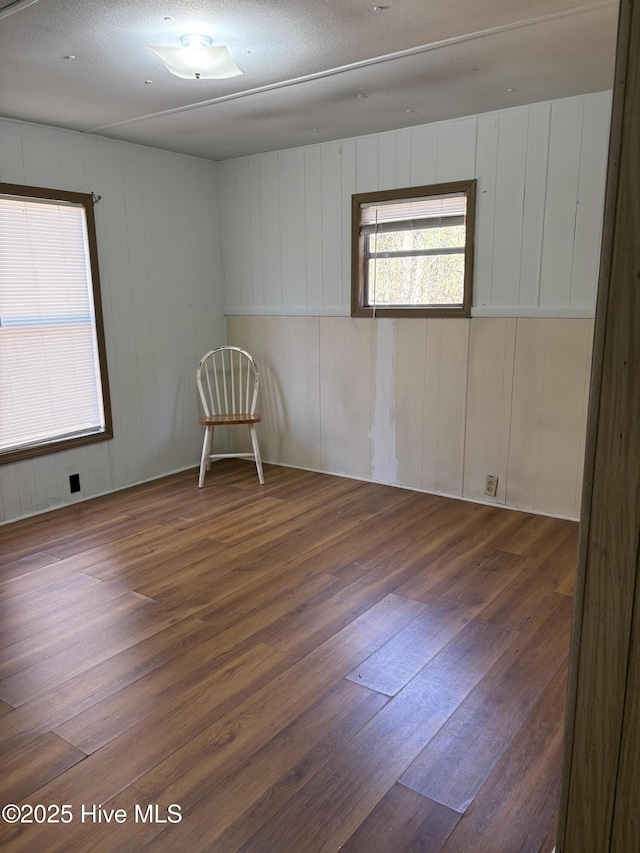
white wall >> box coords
[220,93,612,519]
[0,118,225,522]
[220,92,611,318]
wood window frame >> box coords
[351,179,476,318]
[0,182,113,465]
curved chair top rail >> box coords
[197,346,260,418]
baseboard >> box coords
[0,462,200,526]
[261,458,580,523]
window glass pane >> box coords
[369,225,466,253]
[367,254,465,306]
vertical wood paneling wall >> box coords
[220,92,611,318]
[0,118,225,522]
[228,316,593,519]
[222,93,609,520]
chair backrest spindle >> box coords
[204,370,214,417]
[230,349,236,412]
[211,353,221,414]
[221,350,229,414]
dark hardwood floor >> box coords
[0,461,577,852]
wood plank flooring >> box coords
[0,461,578,852]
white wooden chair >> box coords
[196,346,264,487]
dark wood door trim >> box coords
[558,1,640,850]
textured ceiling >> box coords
[0,0,619,160]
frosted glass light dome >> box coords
[148,35,243,80]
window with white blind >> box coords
[0,183,112,464]
[351,180,476,317]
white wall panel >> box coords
[506,319,549,509]
[319,317,348,474]
[0,118,224,522]
[140,147,185,477]
[219,160,240,310]
[20,124,62,188]
[492,109,528,309]
[474,114,499,310]
[228,315,593,520]
[436,118,477,183]
[518,103,551,309]
[303,147,324,311]
[57,129,93,193]
[257,317,288,462]
[421,318,444,491]
[409,124,438,187]
[435,319,469,495]
[280,317,321,470]
[395,319,427,490]
[570,91,612,311]
[220,92,611,319]
[340,140,357,312]
[355,136,379,193]
[248,156,265,309]
[378,132,398,190]
[15,460,39,518]
[101,140,146,484]
[539,98,584,308]
[463,318,516,503]
[259,152,282,309]
[371,319,398,484]
[235,158,255,310]
[166,153,205,473]
[279,149,307,310]
[305,318,323,473]
[345,319,373,480]
[0,120,25,183]
[320,143,343,311]
[534,320,594,516]
[396,129,411,188]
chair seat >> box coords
[199,413,262,426]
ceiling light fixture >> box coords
[147,34,243,80]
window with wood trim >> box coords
[0,183,112,464]
[352,180,476,317]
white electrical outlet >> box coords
[485,475,498,497]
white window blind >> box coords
[0,193,106,455]
[361,193,467,231]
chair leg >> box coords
[249,424,264,485]
[198,426,213,488]
[206,425,214,471]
